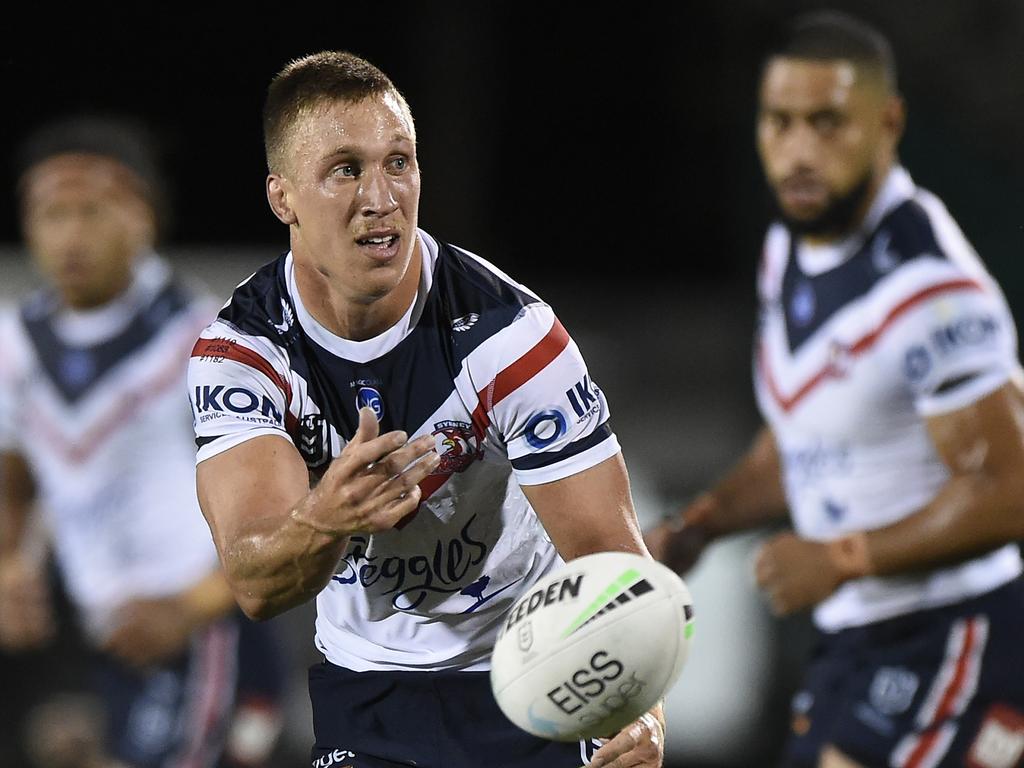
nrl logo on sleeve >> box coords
[299,414,330,467]
[432,420,481,474]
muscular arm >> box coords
[0,451,53,649]
[756,382,1024,615]
[522,452,647,561]
[646,425,788,575]
[523,453,665,768]
[0,451,35,556]
[862,381,1024,574]
[196,409,438,620]
[695,425,789,537]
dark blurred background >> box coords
[2,2,1022,765]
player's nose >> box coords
[356,165,399,217]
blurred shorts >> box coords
[308,661,603,767]
[781,575,1024,768]
[97,618,239,768]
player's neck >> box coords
[293,243,423,342]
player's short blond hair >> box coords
[263,50,414,175]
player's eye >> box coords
[332,163,359,178]
[763,112,790,133]
[811,112,844,135]
[387,156,409,173]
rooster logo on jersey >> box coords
[432,420,481,474]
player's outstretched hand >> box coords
[643,493,716,575]
[754,532,843,615]
[587,705,665,768]
[0,552,55,650]
[293,407,440,537]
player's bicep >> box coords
[522,452,647,562]
[196,434,310,556]
[925,381,1024,480]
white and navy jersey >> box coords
[188,229,619,672]
[0,257,221,641]
[755,167,1024,631]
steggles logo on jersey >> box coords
[331,514,489,611]
[432,420,481,474]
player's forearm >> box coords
[0,452,35,557]
[219,507,350,621]
[702,426,789,538]
[853,469,1024,578]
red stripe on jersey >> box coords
[32,327,197,465]
[415,316,571,515]
[191,337,297,433]
[761,278,982,413]
[472,318,571,435]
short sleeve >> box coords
[892,285,1020,417]
[188,327,294,463]
[471,303,620,486]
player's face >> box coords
[757,57,900,236]
[271,93,420,303]
[21,155,154,308]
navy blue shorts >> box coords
[308,661,603,767]
[782,577,1024,768]
[98,618,239,768]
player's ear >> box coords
[882,94,906,145]
[267,174,297,226]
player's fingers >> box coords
[753,546,773,586]
[343,429,410,473]
[377,484,428,528]
[370,434,437,478]
[588,721,646,767]
[351,406,380,444]
[376,452,441,503]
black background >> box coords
[3,1,1024,304]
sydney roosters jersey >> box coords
[0,257,220,641]
[755,167,1023,631]
[188,230,619,671]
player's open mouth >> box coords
[356,233,401,259]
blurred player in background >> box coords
[0,116,284,768]
[647,11,1024,768]
[188,51,662,768]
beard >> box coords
[769,168,875,238]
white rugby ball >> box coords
[490,551,694,742]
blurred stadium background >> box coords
[2,2,1022,766]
